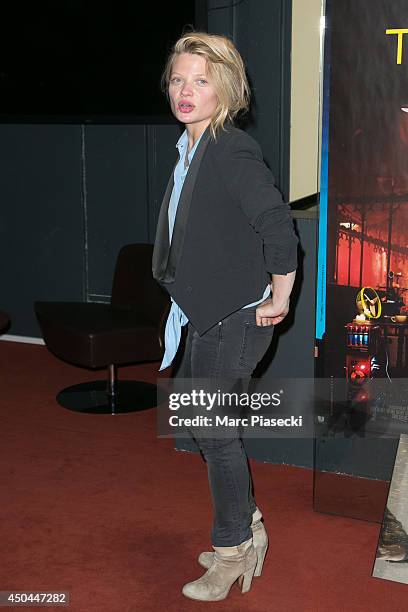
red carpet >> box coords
[0,340,407,611]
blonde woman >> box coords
[152,31,298,601]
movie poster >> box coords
[315,0,408,581]
[317,0,408,416]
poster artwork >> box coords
[318,0,408,582]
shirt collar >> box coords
[176,128,205,163]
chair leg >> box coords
[107,364,118,413]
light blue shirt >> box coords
[159,129,270,371]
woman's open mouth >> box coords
[178,102,195,114]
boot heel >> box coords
[254,545,268,577]
[238,567,255,593]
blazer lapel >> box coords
[152,125,212,283]
[151,170,174,281]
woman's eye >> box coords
[197,79,207,85]
[170,77,182,85]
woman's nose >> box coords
[181,81,193,96]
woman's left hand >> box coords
[256,297,290,326]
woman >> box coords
[152,32,298,601]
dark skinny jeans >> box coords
[174,305,274,547]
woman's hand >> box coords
[256,271,295,326]
[255,297,290,326]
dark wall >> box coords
[208,0,292,198]
[0,123,180,336]
[1,0,292,338]
[1,125,84,333]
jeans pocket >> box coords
[238,322,274,369]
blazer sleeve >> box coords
[219,131,298,275]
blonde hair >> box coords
[161,31,250,139]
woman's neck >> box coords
[186,121,211,153]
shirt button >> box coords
[186,286,192,293]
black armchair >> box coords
[0,310,10,334]
[34,244,170,414]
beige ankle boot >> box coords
[198,507,268,577]
[182,537,257,601]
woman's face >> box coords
[168,53,219,133]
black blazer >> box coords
[152,122,298,335]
